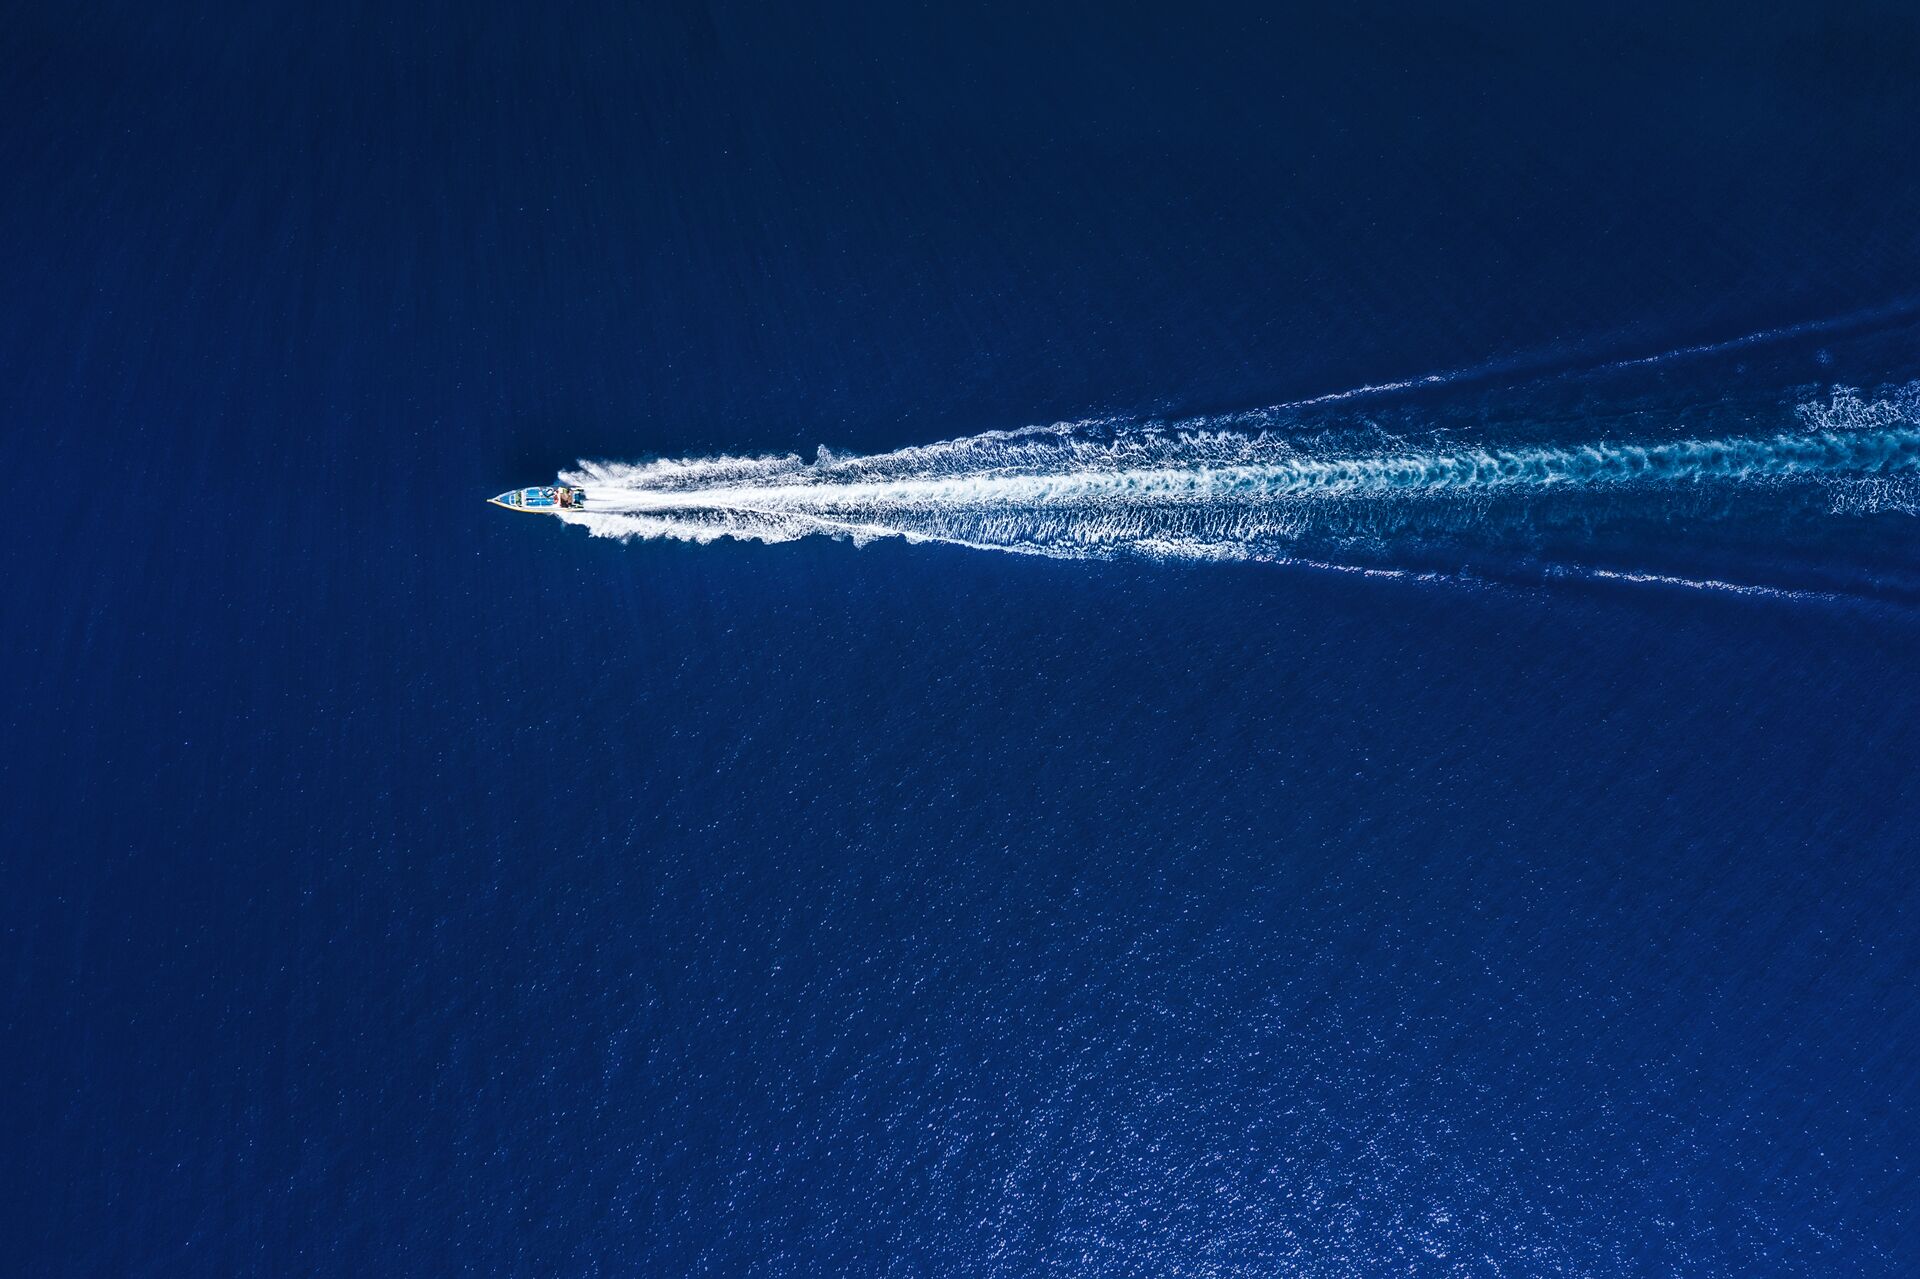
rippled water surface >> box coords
[6,3,1920,1275]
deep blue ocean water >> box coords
[6,3,1920,1274]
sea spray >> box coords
[551,386,1920,581]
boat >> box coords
[489,485,586,513]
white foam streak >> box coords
[1270,297,1920,408]
[551,387,1920,575]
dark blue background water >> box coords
[6,3,1919,1273]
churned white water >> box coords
[554,386,1920,565]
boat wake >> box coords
[552,379,1920,600]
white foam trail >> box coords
[551,387,1920,571]
[1282,373,1454,407]
[1600,299,1920,373]
[1550,566,1851,606]
[1271,297,1920,409]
